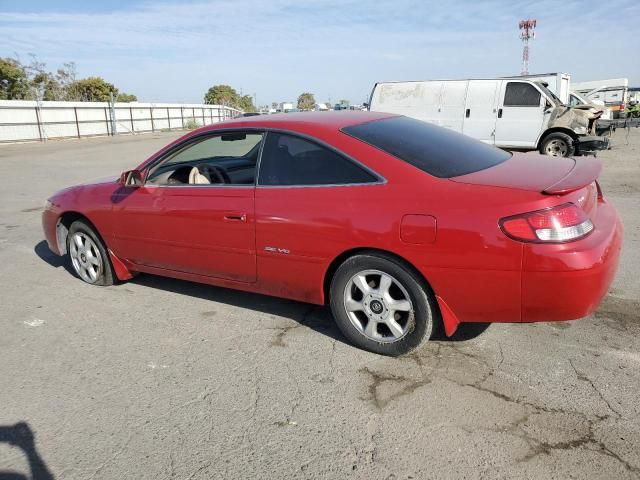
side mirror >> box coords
[544,99,553,112]
[119,169,144,187]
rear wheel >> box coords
[329,254,438,356]
[67,220,114,286]
[540,132,575,158]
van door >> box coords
[494,81,545,148]
[462,80,499,144]
[438,81,467,133]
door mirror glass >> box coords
[120,169,144,187]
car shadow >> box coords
[130,273,351,346]
[442,322,491,342]
[34,240,491,346]
[33,241,74,276]
[0,422,54,480]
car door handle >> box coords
[224,213,247,222]
[465,108,470,118]
[498,108,503,118]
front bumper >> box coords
[575,135,610,155]
[42,205,64,255]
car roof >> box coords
[198,110,397,133]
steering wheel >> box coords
[197,164,231,184]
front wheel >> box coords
[539,132,576,158]
[329,254,438,356]
[67,220,115,286]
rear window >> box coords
[342,116,511,178]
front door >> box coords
[494,81,545,148]
[112,131,263,282]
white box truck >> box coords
[368,77,609,157]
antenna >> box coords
[519,19,536,75]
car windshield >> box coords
[535,82,564,106]
[342,116,511,178]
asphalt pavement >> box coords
[0,128,639,479]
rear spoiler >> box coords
[543,157,602,195]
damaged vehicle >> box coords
[368,78,610,157]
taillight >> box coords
[500,203,593,243]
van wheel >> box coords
[329,253,439,356]
[540,132,575,157]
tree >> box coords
[70,77,118,102]
[116,92,137,102]
[297,92,315,111]
[31,72,61,101]
[204,84,238,106]
[204,84,256,112]
[237,94,257,113]
[1,56,136,103]
[55,62,77,100]
[0,57,30,100]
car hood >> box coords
[80,175,119,186]
[450,152,601,195]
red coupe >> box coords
[42,112,622,355]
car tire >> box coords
[67,220,115,286]
[539,132,575,158]
[329,253,439,356]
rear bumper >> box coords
[521,198,622,322]
[421,198,622,331]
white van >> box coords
[368,78,609,157]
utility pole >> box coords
[519,19,536,75]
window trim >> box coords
[502,81,544,108]
[255,129,386,189]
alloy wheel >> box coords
[69,232,103,283]
[343,269,414,343]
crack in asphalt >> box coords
[569,358,623,418]
[357,341,639,475]
[358,367,432,411]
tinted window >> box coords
[504,82,541,106]
[342,116,511,179]
[258,132,377,186]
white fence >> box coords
[0,100,242,143]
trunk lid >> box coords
[449,152,601,195]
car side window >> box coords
[147,132,263,186]
[258,132,377,186]
[504,82,541,107]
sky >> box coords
[1,0,639,105]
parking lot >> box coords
[0,129,639,479]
